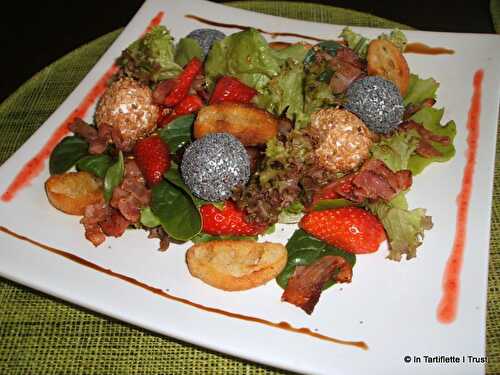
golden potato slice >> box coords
[194,102,278,146]
[45,171,104,215]
[367,39,410,96]
[186,240,287,291]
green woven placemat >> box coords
[491,0,500,33]
[0,2,498,374]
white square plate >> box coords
[1,1,499,374]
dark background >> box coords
[0,0,494,103]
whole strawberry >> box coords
[200,201,266,236]
[134,135,170,186]
[300,207,385,254]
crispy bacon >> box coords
[148,227,170,251]
[328,51,365,94]
[100,209,130,237]
[310,159,412,207]
[110,160,151,223]
[403,98,436,120]
[400,120,450,158]
[81,203,112,246]
[352,159,412,202]
[153,79,176,105]
[282,255,352,314]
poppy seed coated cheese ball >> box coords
[345,76,404,134]
[187,29,226,57]
[181,133,250,202]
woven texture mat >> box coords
[0,1,498,374]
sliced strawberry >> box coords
[300,207,385,254]
[163,58,203,107]
[133,135,171,186]
[209,76,258,104]
[200,201,267,236]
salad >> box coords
[44,24,456,314]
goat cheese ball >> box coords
[181,133,251,202]
[310,108,373,173]
[95,77,159,149]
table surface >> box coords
[0,0,494,103]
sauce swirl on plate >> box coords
[0,225,368,350]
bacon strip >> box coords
[282,255,352,314]
[400,120,450,158]
[403,98,436,120]
[311,159,412,206]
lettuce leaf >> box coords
[403,74,440,106]
[205,28,281,91]
[118,26,182,83]
[278,200,304,224]
[339,27,407,59]
[339,27,370,57]
[371,129,420,172]
[174,37,204,67]
[367,194,433,261]
[408,107,456,174]
[371,107,456,175]
[253,59,306,124]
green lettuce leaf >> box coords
[339,27,371,58]
[378,29,408,52]
[371,129,420,172]
[339,27,407,59]
[205,28,281,91]
[403,74,440,106]
[174,37,204,67]
[367,194,433,261]
[278,200,304,224]
[272,44,309,62]
[371,107,456,175]
[253,59,305,123]
[118,26,182,83]
[408,107,456,174]
[191,233,257,243]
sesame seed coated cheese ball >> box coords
[310,108,373,174]
[95,77,159,149]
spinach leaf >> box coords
[150,180,202,241]
[191,233,257,243]
[103,151,124,202]
[164,164,223,208]
[49,136,89,175]
[140,207,161,228]
[312,198,355,211]
[158,114,195,153]
[76,154,113,178]
[276,229,356,289]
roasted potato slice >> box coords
[367,39,410,96]
[45,171,104,215]
[186,240,287,291]
[194,102,279,146]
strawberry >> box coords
[299,207,386,254]
[209,76,258,104]
[133,135,171,186]
[159,95,204,128]
[200,201,267,236]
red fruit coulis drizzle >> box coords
[437,69,483,324]
[0,11,165,202]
